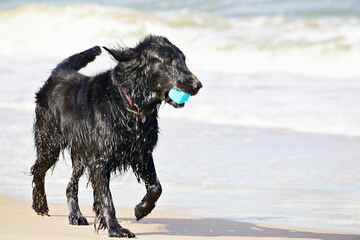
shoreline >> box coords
[1,195,359,240]
[1,118,360,235]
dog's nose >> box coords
[191,75,202,91]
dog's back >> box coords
[36,46,101,111]
[34,47,102,156]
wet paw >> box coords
[109,226,135,238]
[68,213,89,225]
[32,194,49,216]
[33,205,49,216]
[135,202,154,221]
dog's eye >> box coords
[166,57,174,65]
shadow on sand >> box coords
[133,218,359,240]
[50,214,359,240]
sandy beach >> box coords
[1,1,360,239]
[0,195,358,240]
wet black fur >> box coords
[30,35,202,238]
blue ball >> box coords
[168,88,191,104]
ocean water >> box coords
[1,0,360,136]
[1,0,360,233]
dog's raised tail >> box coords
[52,46,102,74]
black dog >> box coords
[30,35,202,238]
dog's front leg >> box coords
[134,155,162,220]
[91,165,135,238]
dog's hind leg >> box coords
[134,155,162,220]
[66,152,88,225]
[31,108,61,216]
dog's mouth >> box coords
[163,76,202,108]
[164,91,185,108]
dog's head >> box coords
[105,35,202,110]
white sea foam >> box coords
[0,3,359,77]
[0,3,360,137]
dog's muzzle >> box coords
[189,75,202,95]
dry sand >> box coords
[0,195,358,240]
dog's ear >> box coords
[103,47,138,62]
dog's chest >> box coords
[115,115,159,156]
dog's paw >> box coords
[135,201,154,221]
[68,213,89,225]
[32,194,49,216]
[33,204,49,216]
[35,208,49,216]
[108,226,136,238]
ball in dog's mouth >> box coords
[168,88,191,104]
[164,91,185,108]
